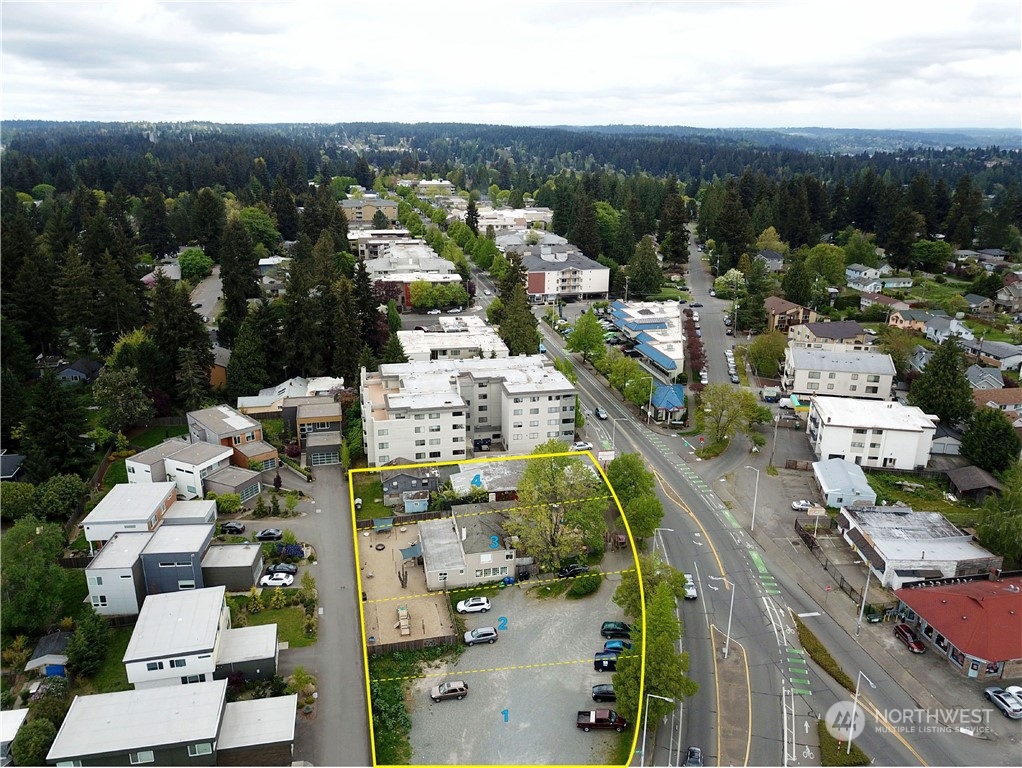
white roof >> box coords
[218,696,297,750]
[83,482,176,525]
[811,396,937,432]
[89,531,153,569]
[124,586,226,661]
[141,523,213,555]
[217,625,278,665]
[200,543,263,568]
[790,348,895,374]
[163,499,217,523]
[47,680,226,761]
[1,708,28,745]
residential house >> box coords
[607,300,686,378]
[46,679,297,767]
[858,292,910,314]
[894,577,1022,680]
[963,293,996,314]
[763,297,817,334]
[845,264,880,282]
[889,309,947,333]
[924,316,975,345]
[347,229,412,259]
[81,482,177,553]
[959,338,1022,372]
[756,249,785,273]
[448,460,524,502]
[879,275,914,291]
[417,502,519,591]
[945,465,1004,504]
[0,450,25,481]
[812,459,877,508]
[126,439,234,501]
[781,348,896,401]
[517,244,611,302]
[847,276,883,293]
[86,532,152,615]
[123,586,277,690]
[282,395,344,467]
[200,543,265,592]
[56,358,102,385]
[380,460,443,507]
[24,631,72,678]
[972,390,1022,419]
[138,524,215,595]
[839,504,1002,590]
[650,384,688,425]
[237,375,344,414]
[788,320,867,346]
[360,356,576,467]
[807,397,938,470]
[909,345,934,373]
[930,424,963,456]
[1,709,28,767]
[187,404,278,471]
[966,364,1004,390]
[209,346,230,390]
[994,282,1022,313]
[340,195,398,227]
[200,466,263,502]
[398,316,510,363]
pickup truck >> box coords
[577,709,629,732]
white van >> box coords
[779,398,792,409]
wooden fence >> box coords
[365,632,459,657]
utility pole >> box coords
[624,275,630,302]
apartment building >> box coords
[516,245,610,302]
[807,397,938,470]
[782,348,896,400]
[397,316,510,362]
[360,357,576,466]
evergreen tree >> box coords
[175,348,209,412]
[657,194,689,264]
[192,187,226,263]
[281,260,325,377]
[353,257,380,351]
[568,192,601,260]
[960,408,1022,474]
[380,333,408,364]
[781,256,814,307]
[907,338,974,427]
[627,235,663,298]
[712,184,754,260]
[218,217,258,349]
[226,315,268,402]
[465,197,479,236]
[497,284,540,355]
[137,183,175,257]
[331,277,361,384]
[270,175,300,241]
[21,371,92,483]
[498,252,528,301]
[9,244,57,354]
[55,246,96,355]
[66,606,110,678]
[944,175,983,249]
[148,272,213,400]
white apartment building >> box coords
[360,357,576,466]
[807,397,938,470]
[365,241,457,280]
[782,348,896,400]
[398,316,509,362]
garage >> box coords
[311,451,340,466]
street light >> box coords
[744,465,760,533]
[634,375,656,425]
[855,561,874,639]
[710,575,736,659]
[848,671,876,755]
[641,693,675,766]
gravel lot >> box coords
[407,553,636,765]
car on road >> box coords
[591,684,616,702]
[426,308,442,315]
[695,330,702,337]
[691,302,703,307]
[538,343,547,353]
[984,686,1022,718]
[791,500,817,511]
[259,572,294,588]
[594,407,608,420]
[570,441,594,452]
[683,574,698,600]
[220,521,245,535]
[600,621,631,639]
[483,289,491,295]
[464,626,499,645]
[255,528,283,541]
[684,746,704,766]
[266,562,298,576]
[191,302,202,308]
[730,373,741,384]
[558,563,590,578]
[456,596,491,614]
[726,328,734,335]
[893,623,925,653]
[603,640,633,653]
[430,680,469,702]
[447,307,463,314]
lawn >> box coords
[866,472,981,527]
[101,458,128,493]
[226,597,316,648]
[907,278,973,305]
[132,424,188,449]
[91,626,133,693]
[351,473,389,521]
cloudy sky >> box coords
[2,1,1019,130]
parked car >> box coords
[684,746,704,766]
[483,289,491,295]
[430,680,469,702]
[456,596,491,614]
[603,640,633,653]
[539,342,547,353]
[791,500,817,511]
[266,563,298,575]
[447,307,463,314]
[191,302,202,308]
[730,374,741,384]
[558,563,590,578]
[570,441,594,452]
[591,683,617,702]
[594,407,608,420]
[426,308,442,315]
[220,521,245,535]
[683,574,698,600]
[577,708,627,731]
[893,623,925,653]
[259,572,294,588]
[726,328,734,335]
[593,651,618,672]
[464,626,499,645]
[600,621,631,639]
[708,289,716,297]
[984,686,1022,719]
[255,528,283,541]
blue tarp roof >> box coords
[635,343,678,371]
[651,384,687,411]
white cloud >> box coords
[1,0,1018,128]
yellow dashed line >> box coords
[370,654,642,683]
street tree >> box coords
[747,332,788,379]
[622,494,665,542]
[976,462,1022,567]
[93,367,155,434]
[714,267,746,300]
[699,383,761,445]
[908,337,974,427]
[612,552,688,620]
[503,442,607,571]
[0,516,68,635]
[961,409,1022,474]
[628,235,663,298]
[606,453,656,505]
[566,310,605,363]
[641,582,699,715]
[66,605,110,678]
[21,371,92,483]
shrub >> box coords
[11,718,57,766]
[794,616,854,692]
[246,587,264,614]
[817,720,870,766]
[566,573,602,598]
[270,587,288,609]
[215,493,242,516]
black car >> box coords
[267,563,298,576]
[691,302,703,307]
[557,563,590,578]
[593,651,618,672]
[684,747,704,766]
[220,521,245,535]
[592,684,616,702]
[600,621,631,639]
[255,528,283,541]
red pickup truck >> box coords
[576,709,629,732]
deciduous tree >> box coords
[747,332,788,379]
[34,474,90,522]
[699,383,761,445]
[0,480,37,521]
[93,367,155,433]
[976,462,1022,567]
[178,246,214,283]
[566,310,605,363]
[0,516,68,635]
[606,453,656,505]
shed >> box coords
[25,631,72,677]
[812,458,877,508]
[946,465,1004,503]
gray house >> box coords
[140,524,214,595]
[813,458,877,508]
[200,543,264,592]
[380,460,442,507]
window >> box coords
[414,426,424,434]
[529,420,540,427]
[429,451,441,458]
[429,425,441,432]
[851,442,864,448]
[828,372,836,379]
[429,438,441,445]
[479,394,487,400]
[807,382,819,390]
[849,385,857,391]
[548,406,559,413]
[378,442,388,450]
[187,744,213,758]
[513,434,522,441]
[378,455,389,464]
[414,414,425,420]
[513,422,522,429]
[92,576,103,586]
[170,658,187,668]
[146,661,164,671]
[182,674,206,684]
[415,439,425,446]
[874,429,883,435]
[56,762,83,767]
[853,428,866,434]
[127,465,135,474]
[530,396,539,402]
[92,595,107,607]
[478,405,488,412]
[530,408,540,414]
[129,752,155,765]
[415,452,426,460]
[826,384,834,390]
[865,386,878,394]
[851,373,859,380]
[378,429,388,436]
[178,580,195,590]
[478,417,488,423]
[452,411,463,417]
[513,408,523,415]
[514,397,523,403]
[867,374,880,382]
[528,433,539,439]
[429,413,440,419]
[808,371,821,379]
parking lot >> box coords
[405,547,636,765]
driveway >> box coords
[406,547,637,765]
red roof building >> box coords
[894,577,1022,680]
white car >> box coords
[447,307,463,314]
[483,290,491,295]
[426,309,442,315]
[456,596,491,614]
[791,500,817,511]
[259,573,294,588]
[683,574,698,600]
[570,441,594,452]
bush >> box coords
[215,493,242,516]
[817,720,870,766]
[12,718,57,766]
[566,573,602,598]
[794,616,854,692]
